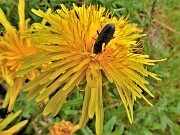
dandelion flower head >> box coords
[17,4,166,135]
[0,0,38,111]
[48,120,79,135]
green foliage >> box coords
[0,0,179,134]
[13,92,38,118]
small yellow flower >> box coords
[0,110,28,135]
[48,120,79,135]
[17,4,166,135]
[0,0,39,111]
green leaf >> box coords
[170,125,180,135]
[142,128,153,135]
[168,107,180,113]
[13,92,38,118]
[64,110,78,115]
[81,126,94,135]
[113,124,124,135]
[103,116,116,134]
[160,112,168,131]
[63,96,83,108]
[151,123,162,130]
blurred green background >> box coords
[0,0,179,134]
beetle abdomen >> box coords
[93,23,115,54]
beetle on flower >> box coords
[16,4,166,135]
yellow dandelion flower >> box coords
[48,120,79,135]
[0,110,28,135]
[0,0,39,111]
[17,4,166,135]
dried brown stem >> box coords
[31,121,41,135]
[153,19,180,35]
[104,103,120,111]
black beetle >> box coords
[93,23,115,54]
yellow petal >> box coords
[8,77,24,111]
[79,85,91,128]
[18,0,25,32]
[0,110,22,131]
[0,120,28,135]
[95,72,103,135]
[43,90,67,116]
[0,9,13,32]
[88,86,98,118]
